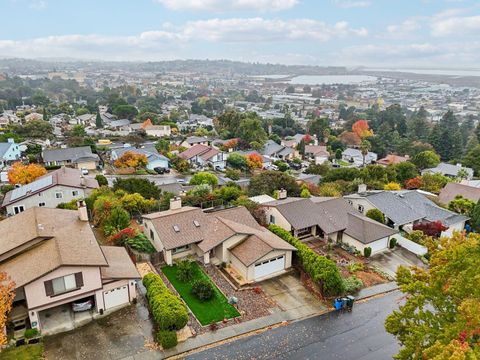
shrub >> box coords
[343,276,363,293]
[24,328,40,339]
[347,262,364,273]
[389,237,397,249]
[176,259,194,283]
[95,174,108,186]
[363,247,372,258]
[268,225,344,296]
[1,184,15,195]
[407,230,425,244]
[225,168,241,181]
[365,209,385,224]
[143,273,188,331]
[191,279,214,301]
[157,330,177,349]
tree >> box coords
[246,153,263,171]
[305,162,331,176]
[366,209,385,223]
[360,139,371,167]
[155,138,170,154]
[113,178,161,199]
[470,200,480,232]
[189,172,218,187]
[286,85,295,93]
[352,120,373,139]
[0,271,15,346]
[225,169,241,180]
[300,186,311,198]
[420,173,450,194]
[463,145,480,176]
[71,124,87,137]
[385,232,480,360]
[14,120,54,139]
[405,176,423,189]
[113,104,138,119]
[96,109,103,128]
[384,182,401,190]
[412,150,440,170]
[393,162,419,184]
[104,207,131,235]
[8,162,47,185]
[237,117,268,147]
[114,151,148,169]
[227,153,247,170]
[248,171,301,197]
[448,195,475,215]
[413,220,448,238]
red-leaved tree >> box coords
[413,221,449,238]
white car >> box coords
[81,168,89,175]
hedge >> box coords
[142,273,189,331]
[268,225,344,296]
[157,330,178,349]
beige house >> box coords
[42,146,100,170]
[1,205,139,336]
[2,167,99,216]
[145,125,171,137]
[143,199,296,282]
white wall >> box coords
[263,207,292,231]
[342,233,389,255]
[396,235,428,256]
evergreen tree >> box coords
[96,109,103,128]
[407,107,431,141]
[451,130,463,160]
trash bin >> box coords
[334,298,343,310]
[346,295,355,311]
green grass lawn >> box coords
[0,343,44,360]
[337,160,351,166]
[161,262,240,326]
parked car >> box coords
[176,178,186,184]
[72,297,94,312]
[154,167,165,174]
[289,162,302,170]
[81,168,89,175]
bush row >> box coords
[268,225,345,296]
[143,273,188,348]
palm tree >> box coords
[360,139,371,167]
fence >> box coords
[395,235,428,256]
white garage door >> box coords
[103,285,129,310]
[369,238,388,254]
[254,255,285,280]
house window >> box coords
[270,215,276,224]
[358,205,364,213]
[44,272,83,297]
[39,202,46,207]
[72,190,79,196]
[150,229,154,240]
[173,245,190,254]
[13,205,25,214]
[55,192,63,199]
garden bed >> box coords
[161,262,240,326]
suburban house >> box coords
[260,192,397,255]
[304,145,330,164]
[281,133,314,148]
[24,112,43,122]
[143,198,296,282]
[376,154,409,167]
[1,205,140,335]
[262,140,295,161]
[236,150,272,169]
[2,167,99,216]
[342,148,378,166]
[144,125,171,137]
[180,136,212,148]
[42,146,100,170]
[422,162,474,180]
[438,182,480,206]
[111,145,169,171]
[178,144,228,169]
[344,189,468,237]
[106,119,131,132]
[0,138,21,168]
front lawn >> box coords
[161,262,240,325]
[0,343,44,360]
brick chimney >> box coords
[76,200,89,221]
[170,197,182,210]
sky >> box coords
[0,0,479,68]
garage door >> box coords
[369,238,388,254]
[254,255,285,280]
[103,285,129,310]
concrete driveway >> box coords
[370,247,426,278]
[44,298,155,360]
[260,272,327,319]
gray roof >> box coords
[42,146,99,163]
[344,213,397,244]
[0,142,14,158]
[186,136,211,145]
[422,162,474,178]
[108,119,131,128]
[262,140,284,156]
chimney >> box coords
[278,188,287,200]
[77,200,88,221]
[170,197,182,210]
[80,175,86,187]
[358,184,367,193]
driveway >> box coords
[260,272,328,318]
[370,247,426,278]
[44,297,155,360]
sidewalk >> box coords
[128,280,400,359]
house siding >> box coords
[263,207,292,232]
[341,233,389,255]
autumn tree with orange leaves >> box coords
[8,162,47,185]
[114,151,148,169]
[246,153,263,171]
[0,272,15,346]
[352,120,373,139]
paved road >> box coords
[185,291,402,360]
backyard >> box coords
[161,262,240,326]
[0,343,44,360]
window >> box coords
[269,215,276,224]
[55,192,63,199]
[150,229,154,240]
[173,245,190,254]
[193,220,200,227]
[72,190,79,196]
[13,205,25,214]
[44,272,83,297]
[173,225,180,233]
[39,202,46,207]
[358,205,364,213]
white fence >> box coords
[395,235,428,256]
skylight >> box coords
[193,220,200,227]
[173,225,180,233]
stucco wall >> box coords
[76,161,97,170]
[263,207,292,232]
[342,233,389,255]
[442,221,465,237]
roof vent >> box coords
[173,225,180,233]
[193,220,200,227]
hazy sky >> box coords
[1,0,479,68]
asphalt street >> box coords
[185,290,403,360]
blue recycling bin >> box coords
[334,298,343,310]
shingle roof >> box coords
[0,142,14,158]
[100,246,141,280]
[422,162,474,178]
[305,145,329,157]
[438,182,480,205]
[42,146,99,163]
[178,144,211,160]
[377,154,409,166]
[344,213,397,244]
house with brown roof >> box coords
[178,144,228,169]
[142,198,296,282]
[438,182,480,206]
[1,204,140,336]
[260,195,397,255]
[304,145,330,164]
[376,154,409,167]
[2,167,99,216]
